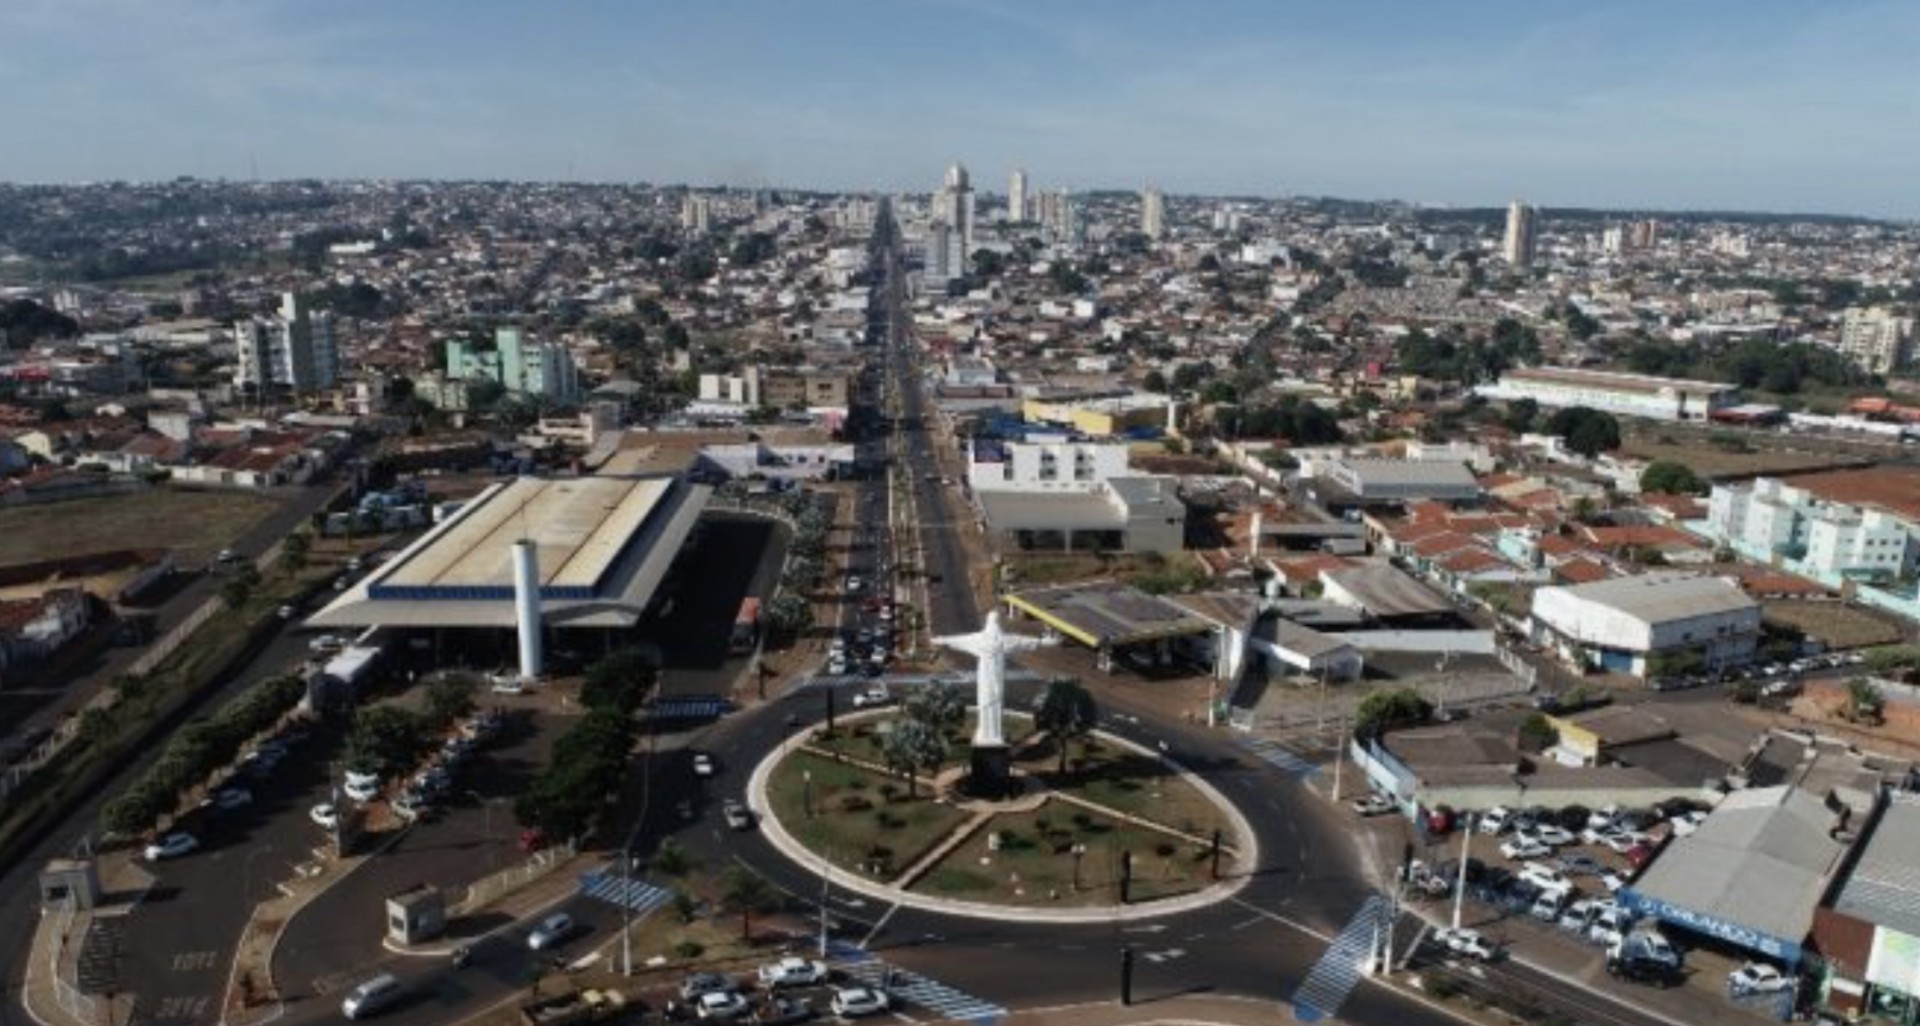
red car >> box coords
[1624,841,1657,869]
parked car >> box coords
[1602,830,1651,854]
[144,832,199,861]
[1670,810,1709,837]
[851,685,891,709]
[828,987,889,1018]
[207,787,253,812]
[1624,842,1658,869]
[1729,963,1794,995]
[1501,837,1551,861]
[1349,793,1395,817]
[757,957,830,989]
[1434,927,1500,961]
[527,913,578,951]
[310,803,340,830]
[309,635,347,654]
[519,827,548,853]
[344,777,381,803]
[1479,806,1514,834]
[1518,862,1569,892]
[1533,824,1576,848]
[696,992,751,1021]
[1599,870,1629,894]
[753,995,813,1026]
[680,973,737,1001]
[1556,853,1604,876]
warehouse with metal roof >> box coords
[1529,571,1762,678]
[1620,785,1846,967]
[1812,793,1920,1022]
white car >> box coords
[343,777,381,803]
[850,685,891,709]
[828,987,889,1018]
[1501,837,1551,861]
[1518,862,1569,892]
[1599,871,1629,894]
[1670,810,1708,837]
[1349,793,1395,817]
[1533,825,1576,848]
[1729,963,1793,995]
[757,957,830,989]
[1479,806,1513,834]
[696,991,751,1021]
[144,832,199,861]
[1434,927,1500,961]
[310,803,340,830]
[1587,804,1622,831]
[490,675,528,695]
[527,913,577,951]
[309,635,346,654]
[1600,830,1650,854]
[692,752,716,777]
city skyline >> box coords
[3,0,1919,218]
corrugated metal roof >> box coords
[1834,794,1920,938]
[1540,571,1757,623]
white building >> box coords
[1477,366,1738,422]
[967,438,1184,553]
[1141,186,1166,240]
[1530,572,1761,677]
[1839,307,1915,376]
[680,193,711,233]
[1503,201,1538,268]
[933,163,975,255]
[1708,477,1917,580]
[698,366,761,407]
[234,292,338,395]
[1007,168,1028,223]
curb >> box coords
[744,715,1258,925]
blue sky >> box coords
[3,0,1916,216]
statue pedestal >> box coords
[965,744,1014,799]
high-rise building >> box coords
[234,291,338,395]
[1503,201,1538,268]
[1840,307,1916,376]
[680,193,711,233]
[446,327,582,404]
[933,163,975,255]
[923,222,964,284]
[1007,168,1028,224]
[1140,186,1166,240]
[1629,219,1659,250]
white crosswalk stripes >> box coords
[1290,895,1389,1022]
[578,871,672,917]
[829,942,1003,1023]
[1239,737,1321,778]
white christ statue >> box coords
[932,611,1054,747]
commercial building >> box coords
[1621,785,1847,967]
[1006,581,1213,674]
[234,292,338,395]
[1813,793,1920,1022]
[1020,394,1173,438]
[759,369,850,412]
[1708,477,1917,581]
[967,437,1184,553]
[1839,307,1915,376]
[1318,563,1455,622]
[1503,201,1538,268]
[307,474,710,633]
[1477,366,1739,422]
[1529,571,1761,677]
[680,193,712,234]
[1309,457,1483,507]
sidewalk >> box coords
[22,851,153,1026]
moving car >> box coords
[527,913,578,951]
[692,752,716,778]
[1349,793,1395,817]
[1433,927,1500,961]
[207,787,253,812]
[143,832,199,861]
[723,800,755,831]
[310,803,340,830]
[828,987,889,1018]
[340,973,404,1020]
[851,685,891,709]
[757,957,830,989]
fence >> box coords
[448,839,578,918]
[129,596,222,678]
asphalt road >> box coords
[0,481,349,1026]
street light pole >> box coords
[1072,843,1086,893]
[818,857,832,959]
[804,770,813,818]
[1451,814,1474,931]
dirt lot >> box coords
[1763,600,1907,650]
[1619,427,1863,479]
[0,488,281,566]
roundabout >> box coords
[745,707,1259,922]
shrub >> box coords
[674,941,704,960]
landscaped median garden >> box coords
[760,679,1245,910]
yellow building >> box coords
[1021,395,1171,437]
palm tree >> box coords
[1034,680,1099,773]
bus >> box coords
[730,597,762,655]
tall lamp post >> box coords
[803,770,814,818]
[1071,843,1087,893]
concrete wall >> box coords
[1341,629,1496,654]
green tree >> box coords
[1504,398,1539,433]
[721,865,779,941]
[218,563,262,610]
[278,531,311,576]
[880,718,945,798]
[423,674,477,726]
[1640,460,1706,496]
[1846,678,1885,724]
[1352,688,1433,739]
[1546,406,1622,458]
[1141,369,1169,393]
[1033,680,1099,773]
[652,837,693,876]
[766,593,812,637]
[1517,713,1558,753]
[581,649,657,714]
[903,683,966,739]
[344,705,429,779]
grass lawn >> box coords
[913,800,1217,907]
[0,487,282,566]
[1763,600,1905,650]
[766,750,970,879]
[1026,737,1230,842]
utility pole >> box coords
[1119,946,1135,1006]
[1451,814,1474,931]
[1331,715,1345,803]
[1119,850,1133,905]
[621,847,633,975]
[818,857,832,958]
